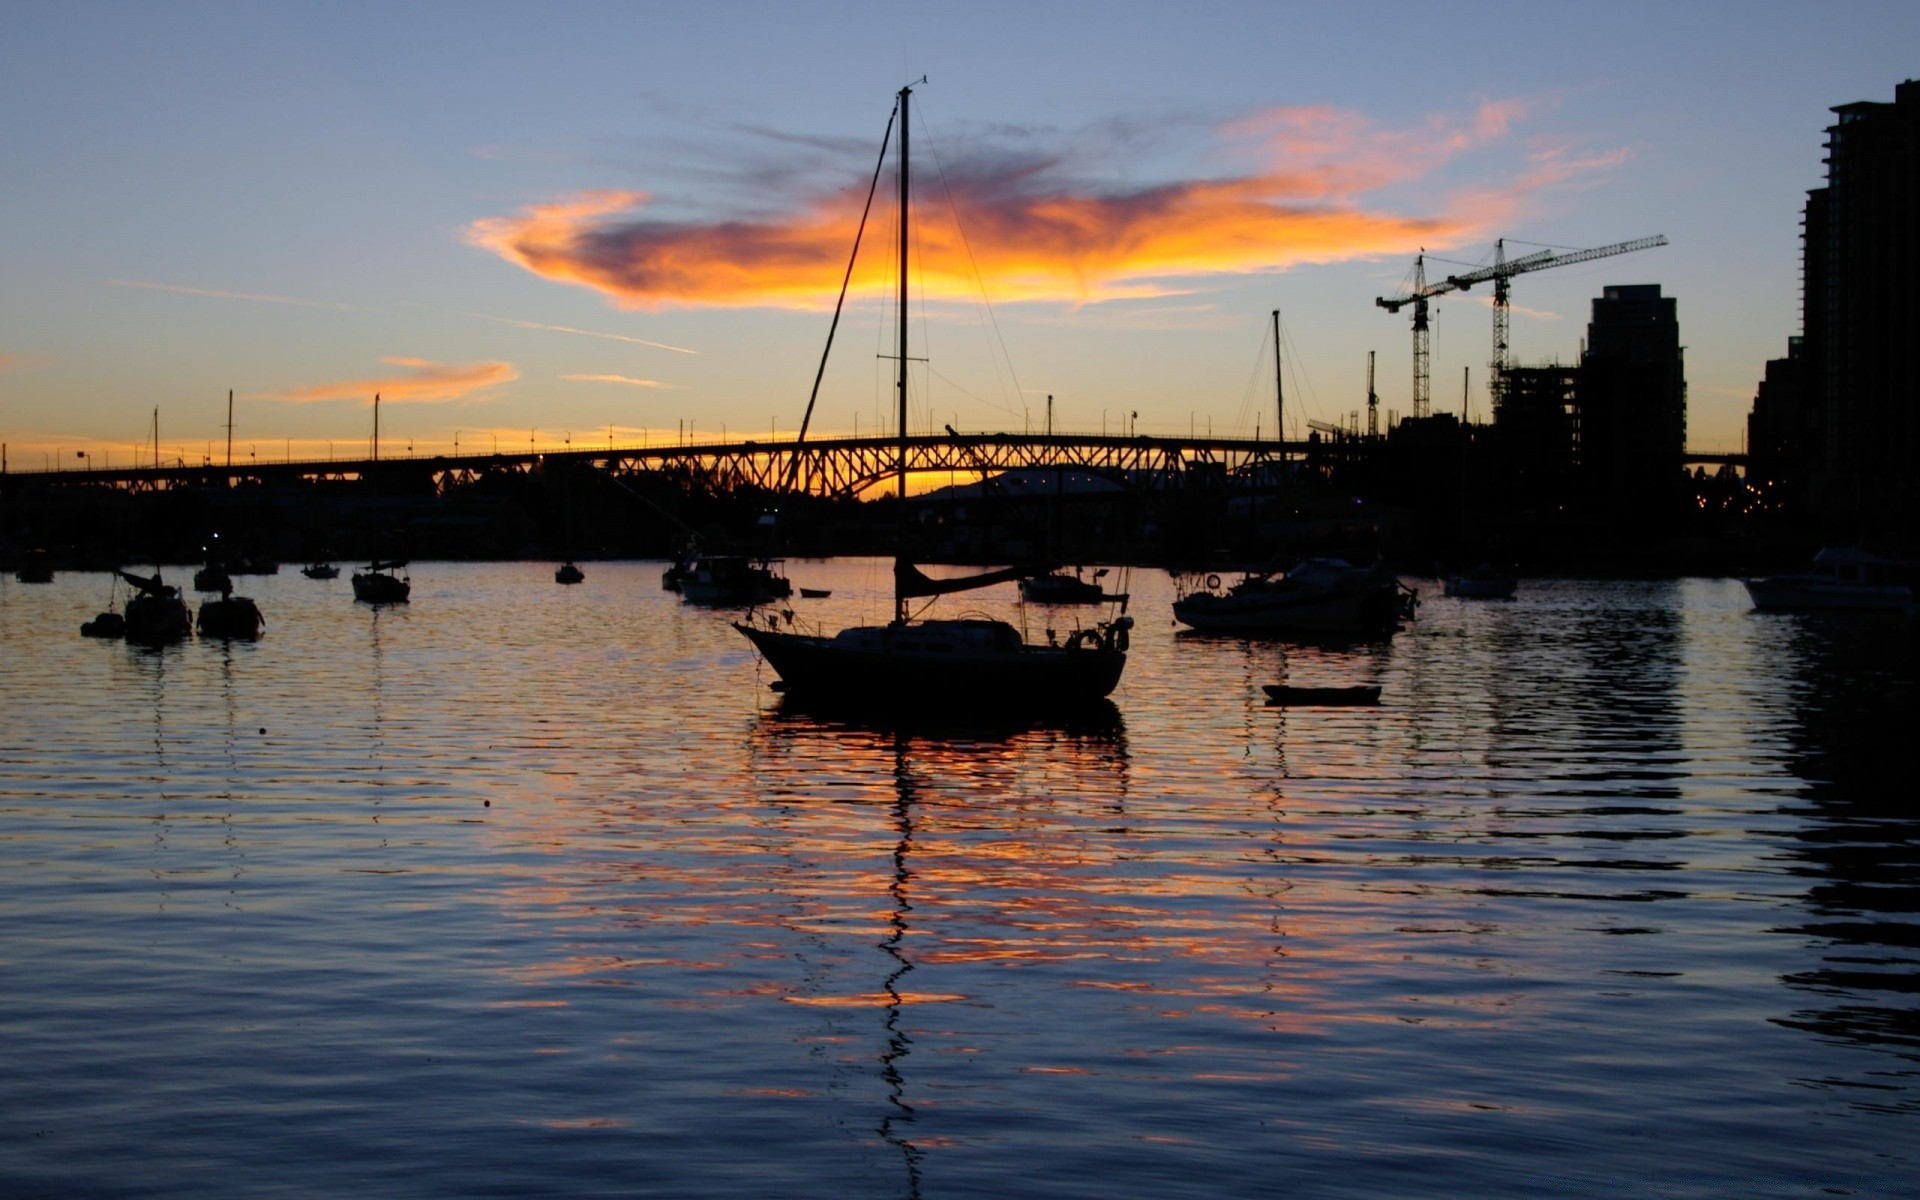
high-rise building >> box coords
[1806,80,1917,540]
[1577,284,1687,518]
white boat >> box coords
[1173,557,1416,636]
[1744,547,1911,611]
[733,84,1130,713]
[680,555,789,606]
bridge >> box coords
[0,431,1748,501]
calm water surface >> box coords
[1,561,1914,1198]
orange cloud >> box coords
[561,373,672,388]
[0,352,52,373]
[268,356,519,403]
[469,97,1613,310]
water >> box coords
[1,562,1914,1198]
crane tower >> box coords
[1375,235,1667,419]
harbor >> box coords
[0,562,1912,1196]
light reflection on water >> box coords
[0,563,1913,1198]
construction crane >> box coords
[1375,234,1667,419]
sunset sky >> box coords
[2,2,1913,468]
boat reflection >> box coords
[1768,613,1920,1108]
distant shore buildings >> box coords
[1748,78,1918,549]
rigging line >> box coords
[785,99,900,491]
[1231,316,1271,437]
[1276,317,1321,434]
[916,98,1029,430]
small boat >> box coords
[1744,546,1912,611]
[680,555,791,606]
[1263,684,1381,706]
[662,547,696,593]
[229,556,279,576]
[81,611,126,638]
[555,561,585,585]
[301,562,340,580]
[1019,568,1128,606]
[193,562,232,593]
[734,84,1130,715]
[352,560,411,604]
[1174,557,1417,637]
[799,587,832,599]
[118,570,194,646]
[14,550,54,583]
[197,591,265,639]
[1444,565,1517,600]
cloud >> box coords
[469,96,1619,311]
[108,279,355,310]
[266,357,520,404]
[561,373,673,388]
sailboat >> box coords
[733,83,1130,711]
[351,392,412,603]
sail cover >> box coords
[893,559,1031,599]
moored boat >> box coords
[1174,557,1416,637]
[14,550,54,583]
[1744,546,1911,611]
[1019,568,1128,606]
[118,570,193,646]
[193,562,232,593]
[555,561,585,585]
[197,591,265,639]
[732,84,1130,715]
[352,560,411,604]
[681,555,790,606]
[302,562,340,580]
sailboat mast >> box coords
[225,389,234,469]
[372,392,381,464]
[1272,309,1284,451]
[895,82,912,625]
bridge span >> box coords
[3,431,1747,501]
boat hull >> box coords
[1173,588,1404,636]
[124,595,193,646]
[1174,558,1412,637]
[352,572,411,603]
[735,620,1125,709]
[1743,578,1911,611]
[198,596,264,639]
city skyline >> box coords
[3,2,1914,468]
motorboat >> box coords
[1173,557,1417,636]
[1019,567,1128,606]
[1744,546,1912,611]
[352,560,411,604]
[302,562,340,580]
[1444,565,1517,600]
[118,570,193,646]
[555,561,585,585]
[733,84,1130,714]
[680,555,791,606]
